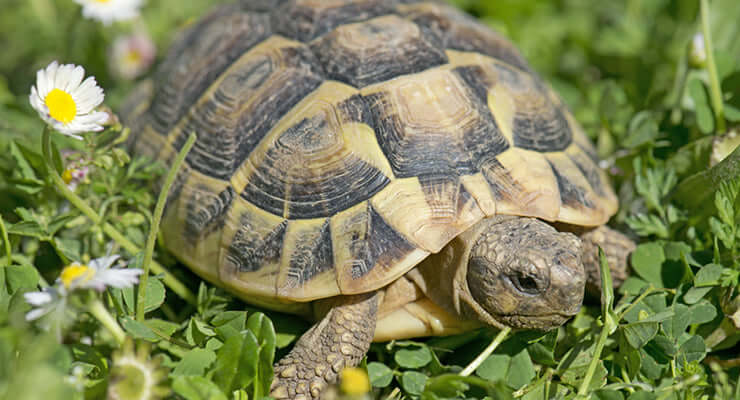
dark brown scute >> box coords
[273,0,398,42]
[344,204,418,280]
[336,94,373,125]
[417,174,477,222]
[172,44,324,180]
[568,151,606,197]
[365,73,508,179]
[239,0,289,12]
[480,158,524,201]
[548,161,595,209]
[184,186,236,244]
[227,218,287,273]
[149,10,271,137]
[310,15,447,87]
[491,63,573,152]
[285,220,334,286]
[240,114,391,219]
[400,2,531,72]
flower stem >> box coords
[41,127,196,304]
[700,0,726,134]
[89,297,126,346]
[459,327,511,376]
[137,132,196,321]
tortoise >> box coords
[121,0,635,398]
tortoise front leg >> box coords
[270,292,379,400]
[579,225,636,295]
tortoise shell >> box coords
[122,0,618,309]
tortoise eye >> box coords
[510,271,545,295]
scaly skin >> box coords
[270,293,379,400]
[577,225,636,296]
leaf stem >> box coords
[577,321,609,396]
[459,327,511,377]
[89,296,126,345]
[137,132,196,321]
[41,127,196,304]
[700,0,726,133]
[0,215,10,266]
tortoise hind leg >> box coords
[270,292,379,400]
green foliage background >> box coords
[1,0,740,399]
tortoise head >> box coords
[462,217,585,330]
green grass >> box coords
[1,0,740,399]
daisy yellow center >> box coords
[60,263,95,288]
[125,50,141,64]
[62,169,74,184]
[94,0,111,3]
[340,367,370,395]
[44,89,77,124]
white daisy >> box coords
[74,0,143,25]
[109,32,156,80]
[59,255,143,291]
[24,286,66,321]
[29,61,108,139]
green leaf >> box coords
[119,316,160,342]
[559,341,607,390]
[5,264,40,293]
[694,263,724,286]
[185,317,216,346]
[172,349,217,377]
[211,311,246,340]
[630,242,665,287]
[683,286,712,304]
[423,374,514,399]
[627,391,657,400]
[624,111,659,148]
[677,335,706,364]
[52,237,80,261]
[145,318,180,339]
[672,142,740,212]
[662,304,690,340]
[8,221,47,240]
[212,330,259,394]
[395,344,433,369]
[172,376,228,400]
[121,277,165,314]
[367,362,394,388]
[648,335,678,361]
[687,78,714,134]
[9,141,40,183]
[475,353,509,382]
[622,321,659,349]
[639,348,665,379]
[593,389,625,400]
[47,214,76,236]
[400,370,428,396]
[505,349,535,389]
[687,301,717,325]
[246,312,276,399]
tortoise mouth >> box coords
[496,310,579,331]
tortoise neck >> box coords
[406,216,513,329]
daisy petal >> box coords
[24,290,53,306]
